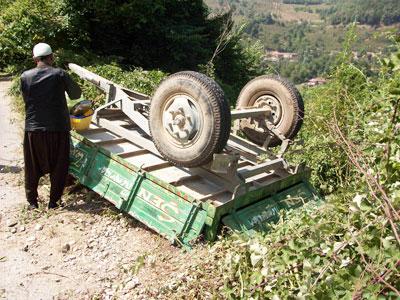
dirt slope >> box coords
[0,80,204,300]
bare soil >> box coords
[0,80,206,300]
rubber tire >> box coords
[236,75,304,147]
[149,71,231,168]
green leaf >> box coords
[250,271,263,285]
[389,88,400,95]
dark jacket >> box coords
[21,66,81,131]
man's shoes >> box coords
[27,203,39,211]
[48,201,63,209]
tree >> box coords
[0,0,68,69]
[321,0,400,26]
[62,0,221,72]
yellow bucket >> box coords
[70,109,94,131]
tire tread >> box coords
[149,71,231,167]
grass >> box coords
[100,206,121,220]
[18,205,49,224]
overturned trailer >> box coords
[68,64,320,248]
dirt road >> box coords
[0,80,199,299]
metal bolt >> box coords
[173,115,185,127]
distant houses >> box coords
[306,77,327,86]
[264,51,299,62]
[263,50,328,86]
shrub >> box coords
[152,30,400,300]
[72,64,167,107]
[0,0,67,70]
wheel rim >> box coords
[254,95,282,125]
[239,94,284,143]
[162,94,202,147]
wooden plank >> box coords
[176,177,226,199]
[104,118,131,126]
[143,161,172,172]
[94,137,126,146]
[252,175,282,188]
[226,142,259,164]
[211,192,234,206]
[119,149,149,158]
[102,142,142,155]
[98,118,160,155]
[245,172,272,183]
[192,166,240,193]
[124,152,165,168]
[150,166,195,185]
[82,131,120,143]
[228,138,262,156]
[273,168,291,178]
[239,159,285,178]
[97,109,124,118]
[121,123,138,129]
[238,160,251,168]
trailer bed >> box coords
[69,110,320,248]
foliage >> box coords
[244,13,276,37]
[207,0,396,84]
[294,27,399,195]
[155,30,400,299]
[321,0,400,26]
[61,0,267,102]
[283,0,324,4]
[75,64,166,107]
[9,63,166,115]
[0,0,266,104]
[0,0,68,70]
[271,50,335,84]
[158,196,398,298]
[61,0,222,72]
[259,22,383,84]
[213,27,268,104]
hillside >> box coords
[322,0,400,26]
[205,0,400,83]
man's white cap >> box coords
[32,43,52,58]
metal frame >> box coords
[68,64,297,191]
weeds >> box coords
[100,207,121,221]
[152,29,400,300]
[18,205,45,224]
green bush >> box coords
[73,64,167,107]
[152,30,400,300]
[0,0,267,105]
[0,0,67,70]
[9,63,166,116]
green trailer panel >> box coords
[222,182,317,235]
[70,135,207,246]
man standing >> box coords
[20,43,81,209]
